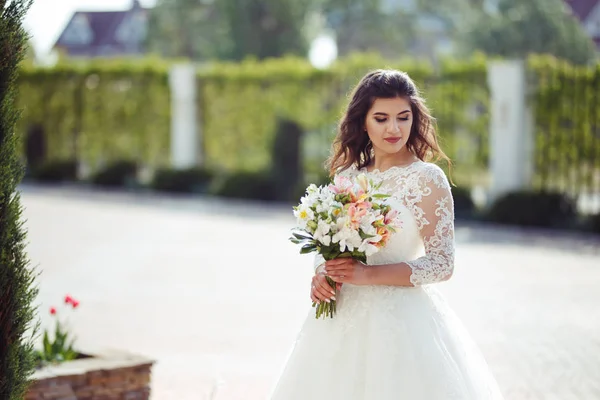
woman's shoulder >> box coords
[411,161,450,188]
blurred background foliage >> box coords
[17,0,600,231]
[145,0,597,64]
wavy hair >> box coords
[326,69,451,176]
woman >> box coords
[269,69,504,399]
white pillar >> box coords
[169,63,199,169]
[487,60,534,204]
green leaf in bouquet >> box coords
[338,251,354,258]
[358,230,377,240]
[292,232,313,240]
[371,180,384,190]
[335,193,349,203]
[300,244,317,254]
[320,245,336,260]
[372,193,391,199]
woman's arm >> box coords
[327,166,455,287]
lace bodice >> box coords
[314,160,455,286]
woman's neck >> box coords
[369,149,417,172]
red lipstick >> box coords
[384,137,401,143]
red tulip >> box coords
[64,295,74,305]
[71,300,80,309]
[49,307,56,315]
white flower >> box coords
[313,220,332,246]
[293,204,315,229]
[306,183,319,195]
[332,225,362,252]
[300,191,319,208]
[359,240,380,257]
[359,214,378,236]
[356,173,370,192]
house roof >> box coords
[564,0,600,21]
[53,1,149,57]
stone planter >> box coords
[26,349,154,400]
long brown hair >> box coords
[326,69,451,176]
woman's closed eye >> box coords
[375,117,409,123]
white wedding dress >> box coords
[269,161,504,400]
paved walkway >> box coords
[20,185,600,400]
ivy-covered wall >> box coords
[197,54,489,187]
[528,55,600,199]
[16,54,489,186]
[17,61,171,170]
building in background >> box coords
[564,0,600,49]
[52,0,150,58]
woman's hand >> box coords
[325,258,370,285]
[310,265,337,304]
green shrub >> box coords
[211,171,277,201]
[151,167,214,193]
[486,191,577,228]
[29,159,78,182]
[451,186,476,218]
[90,160,137,187]
[270,118,303,202]
[585,213,600,234]
[1,0,40,397]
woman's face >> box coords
[364,96,413,156]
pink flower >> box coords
[350,188,366,203]
[384,209,398,225]
[347,204,368,229]
[357,201,371,210]
[329,176,353,194]
[376,227,391,246]
[50,307,57,315]
[65,294,79,309]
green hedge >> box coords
[485,190,577,228]
[17,53,489,188]
[17,61,171,170]
[528,55,600,199]
[197,53,490,187]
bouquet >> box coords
[290,173,400,319]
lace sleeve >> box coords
[405,165,455,286]
[313,253,325,272]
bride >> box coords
[269,69,505,399]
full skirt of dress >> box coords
[269,284,504,400]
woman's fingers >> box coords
[327,265,352,277]
[324,258,351,267]
[316,275,335,298]
[328,266,352,283]
[329,275,347,283]
[310,289,318,303]
[325,261,353,272]
[314,275,336,301]
[317,278,336,299]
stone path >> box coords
[20,185,600,400]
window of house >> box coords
[61,14,94,46]
[115,12,148,45]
